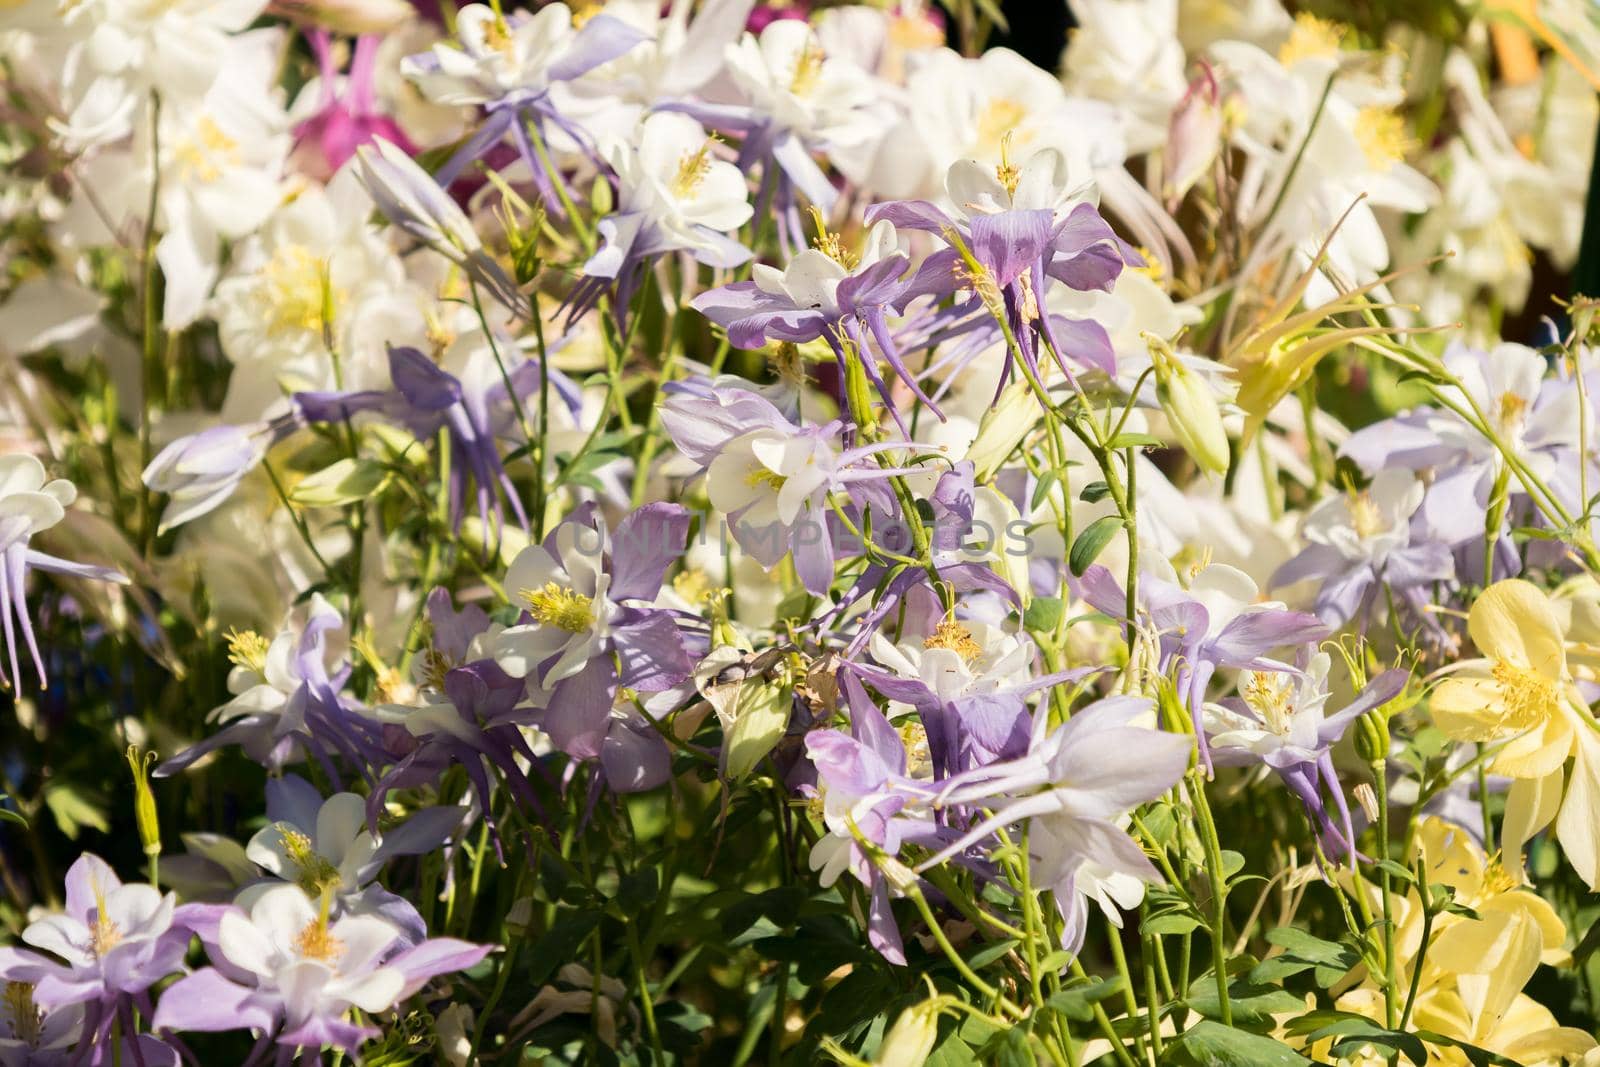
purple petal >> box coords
[610,503,690,602]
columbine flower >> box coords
[493,504,692,764]
[1341,343,1588,553]
[157,594,377,778]
[291,30,415,182]
[803,673,946,964]
[19,854,208,1060]
[152,884,490,1052]
[1205,653,1408,858]
[1271,469,1456,628]
[866,150,1136,398]
[690,215,946,431]
[1430,579,1600,888]
[0,455,128,691]
[142,418,298,533]
[922,697,1193,953]
[675,18,884,248]
[400,2,646,209]
[354,137,527,316]
[660,381,930,594]
[242,776,464,942]
[1079,560,1328,770]
[568,112,752,325]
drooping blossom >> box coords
[1204,653,1408,858]
[292,30,415,181]
[922,697,1192,954]
[1079,560,1328,770]
[0,455,129,691]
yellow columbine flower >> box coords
[1430,580,1600,888]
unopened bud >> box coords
[1353,708,1390,766]
[719,675,792,782]
[841,336,879,438]
[1145,332,1229,476]
[875,997,944,1067]
[126,745,161,860]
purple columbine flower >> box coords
[142,417,300,534]
[658,380,933,594]
[16,854,210,1062]
[1079,561,1329,771]
[492,503,693,780]
[152,884,491,1056]
[922,696,1193,954]
[1340,341,1590,550]
[294,344,580,535]
[240,776,466,944]
[157,595,380,781]
[689,217,951,432]
[292,31,415,182]
[864,150,1138,398]
[0,950,179,1067]
[400,3,647,212]
[365,590,551,848]
[1204,653,1408,859]
[0,455,128,692]
[1270,469,1456,628]
[803,672,948,965]
[566,112,753,328]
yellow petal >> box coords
[1503,767,1563,884]
[1431,677,1510,741]
[1492,714,1573,779]
[1470,579,1567,678]
[1555,720,1600,890]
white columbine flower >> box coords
[494,524,617,686]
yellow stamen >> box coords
[671,568,713,605]
[1277,12,1346,67]
[294,891,344,962]
[671,136,721,198]
[1243,671,1296,735]
[976,98,1026,157]
[279,828,343,895]
[788,40,825,96]
[898,719,932,775]
[520,582,595,633]
[1489,659,1559,730]
[418,646,457,691]
[1496,391,1529,436]
[745,467,788,491]
[1353,106,1414,170]
[89,879,121,957]
[173,116,240,183]
[1347,490,1385,540]
[260,244,338,338]
[994,131,1020,197]
[807,206,858,269]
[2,982,40,1048]
[923,618,983,663]
[225,628,271,675]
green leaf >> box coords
[1287,1012,1427,1066]
[0,797,26,829]
[1031,471,1059,511]
[1186,983,1303,1030]
[1023,596,1064,633]
[1142,911,1203,936]
[1164,1020,1313,1066]
[1105,432,1163,450]
[1249,928,1360,987]
[1079,480,1111,503]
[1043,976,1125,1022]
[43,784,108,841]
[1069,516,1124,576]
[288,457,391,508]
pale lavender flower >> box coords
[1079,561,1328,770]
[153,884,490,1054]
[0,455,128,691]
[923,696,1192,954]
[1204,653,1407,858]
[142,417,298,533]
[1270,469,1456,628]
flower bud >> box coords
[1163,65,1223,206]
[1353,708,1391,766]
[1145,333,1229,476]
[126,745,161,861]
[719,675,792,782]
[875,997,944,1067]
[841,337,879,439]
